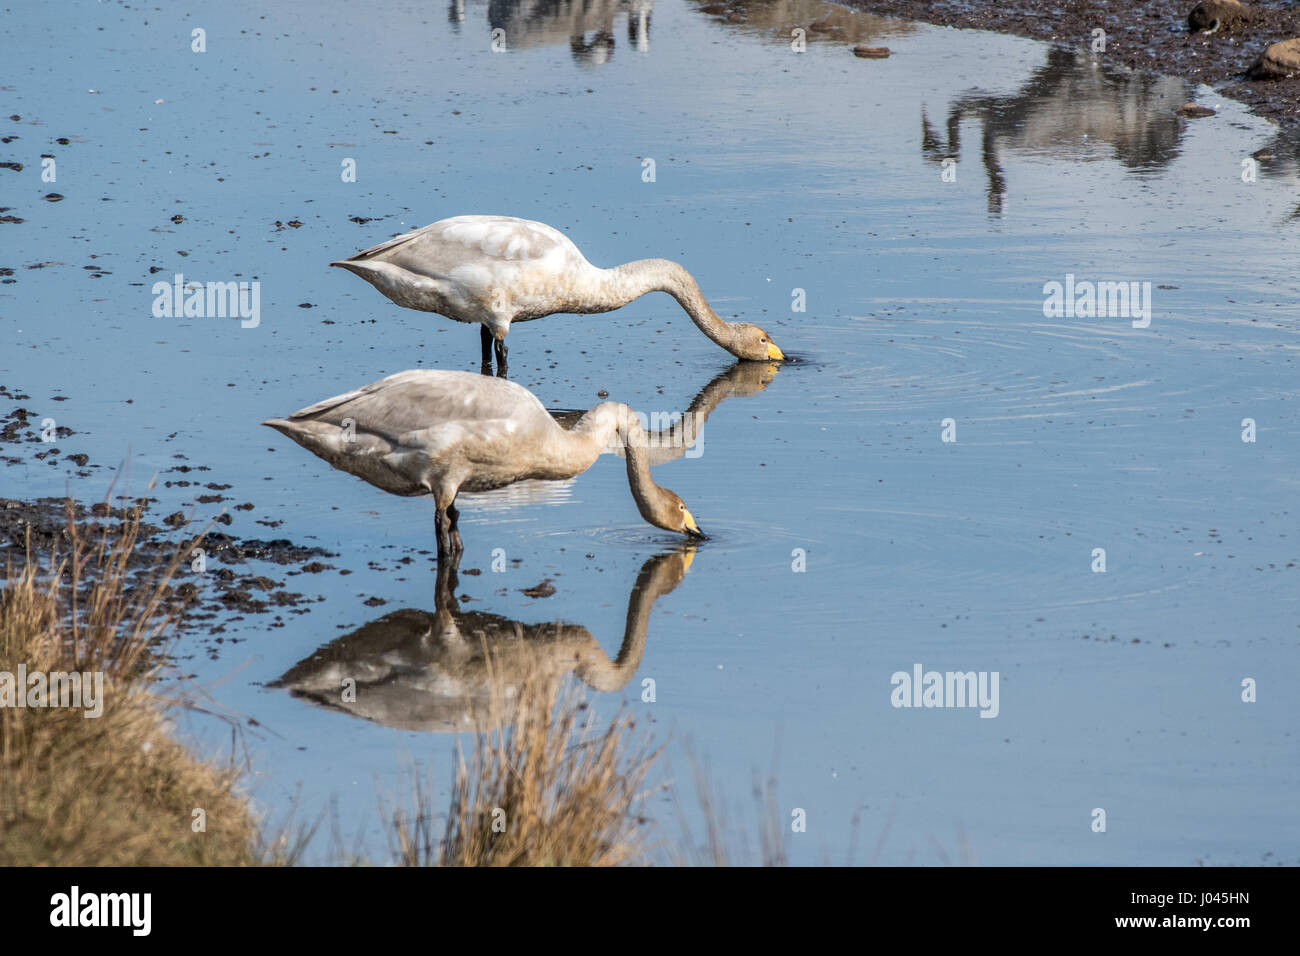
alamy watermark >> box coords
[890,663,999,718]
[50,886,150,935]
[0,665,104,718]
[151,272,260,328]
[1043,274,1151,328]
[605,410,705,458]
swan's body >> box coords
[330,215,785,370]
[262,369,703,558]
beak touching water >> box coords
[683,509,706,539]
[767,341,786,361]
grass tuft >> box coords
[0,496,267,865]
[386,668,660,867]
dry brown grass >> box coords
[657,751,792,867]
[0,495,785,868]
[385,671,660,867]
[0,496,271,865]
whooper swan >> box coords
[330,215,786,371]
[262,369,705,559]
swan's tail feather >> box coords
[332,227,424,264]
[262,418,344,457]
[329,258,383,279]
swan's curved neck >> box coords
[601,259,737,352]
[576,552,681,692]
[565,402,663,524]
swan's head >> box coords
[730,323,786,362]
[650,488,706,539]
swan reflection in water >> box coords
[921,47,1188,215]
[548,358,780,466]
[450,0,653,64]
[268,545,695,733]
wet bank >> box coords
[828,0,1300,127]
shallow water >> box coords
[3,0,1298,864]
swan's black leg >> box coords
[479,324,493,374]
[434,552,461,612]
[447,501,464,556]
[494,336,509,377]
[434,505,454,562]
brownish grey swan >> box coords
[262,369,704,560]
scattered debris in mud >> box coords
[520,579,558,599]
[1,382,339,648]
[0,495,335,642]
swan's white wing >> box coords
[438,216,579,262]
[348,216,585,271]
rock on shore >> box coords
[1248,37,1300,78]
[1187,0,1252,33]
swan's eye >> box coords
[678,503,684,511]
[759,337,767,343]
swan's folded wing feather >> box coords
[343,225,433,260]
[287,370,549,441]
[438,216,573,261]
[399,418,526,474]
[359,216,578,274]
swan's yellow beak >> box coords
[683,509,705,539]
[767,341,786,361]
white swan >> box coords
[330,215,786,369]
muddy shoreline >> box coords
[839,0,1300,129]
[0,384,344,658]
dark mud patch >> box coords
[0,496,335,641]
[1,382,341,645]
